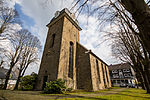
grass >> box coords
[64,87,118,94]
[60,88,150,100]
[95,88,150,100]
[0,87,150,100]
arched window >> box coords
[68,42,74,79]
[101,63,106,85]
[105,65,109,84]
[96,60,101,83]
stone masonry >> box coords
[35,8,111,91]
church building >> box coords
[35,8,111,91]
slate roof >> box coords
[109,63,131,70]
[0,67,17,80]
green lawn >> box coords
[60,88,150,100]
[0,88,150,100]
[97,88,150,100]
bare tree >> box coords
[111,30,150,92]
[119,0,150,54]
[71,0,150,53]
[0,0,20,35]
[14,30,41,90]
[109,13,150,93]
[2,29,30,90]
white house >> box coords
[0,67,17,90]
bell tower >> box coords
[36,8,82,90]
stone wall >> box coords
[89,54,105,91]
[76,43,93,91]
[76,43,111,91]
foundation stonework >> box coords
[35,8,111,91]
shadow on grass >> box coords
[0,91,8,100]
[7,90,42,95]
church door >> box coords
[42,76,48,90]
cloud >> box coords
[0,23,22,60]
[4,0,21,8]
[78,14,109,64]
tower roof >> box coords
[47,8,82,31]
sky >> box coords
[4,0,120,75]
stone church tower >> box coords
[36,8,81,90]
[36,8,111,91]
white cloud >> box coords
[0,23,22,49]
[4,0,20,8]
[78,15,106,62]
[78,14,120,64]
[7,23,22,32]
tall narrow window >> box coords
[51,34,55,48]
[105,65,109,84]
[101,63,106,85]
[68,42,74,79]
[96,60,101,83]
